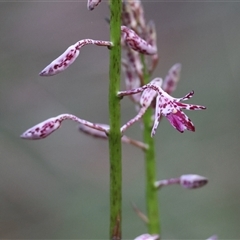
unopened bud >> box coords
[134,233,159,240]
[39,45,79,76]
[87,0,102,11]
[162,63,182,95]
[146,20,157,49]
[121,26,157,55]
[21,114,108,140]
[122,58,141,104]
[20,116,61,140]
[180,174,208,189]
[39,39,112,76]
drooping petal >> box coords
[165,109,195,132]
[121,26,157,55]
[87,0,102,11]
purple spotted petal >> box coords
[166,109,195,133]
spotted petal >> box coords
[166,109,195,133]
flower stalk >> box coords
[108,0,122,239]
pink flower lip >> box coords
[166,109,195,133]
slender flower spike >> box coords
[118,78,206,135]
[39,39,112,76]
[121,26,157,55]
[134,233,159,240]
[87,0,102,10]
[180,174,208,189]
[20,114,108,140]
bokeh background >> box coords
[1,1,240,239]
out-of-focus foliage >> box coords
[0,2,240,239]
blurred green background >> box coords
[1,1,240,239]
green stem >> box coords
[108,1,122,239]
[142,56,161,234]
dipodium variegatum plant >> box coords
[21,1,217,239]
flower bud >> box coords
[39,45,79,76]
[162,63,182,95]
[87,0,102,11]
[134,233,159,240]
[39,39,112,76]
[180,174,208,189]
[20,117,61,140]
[121,26,157,55]
[21,114,108,140]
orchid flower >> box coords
[118,78,206,136]
[119,78,162,133]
